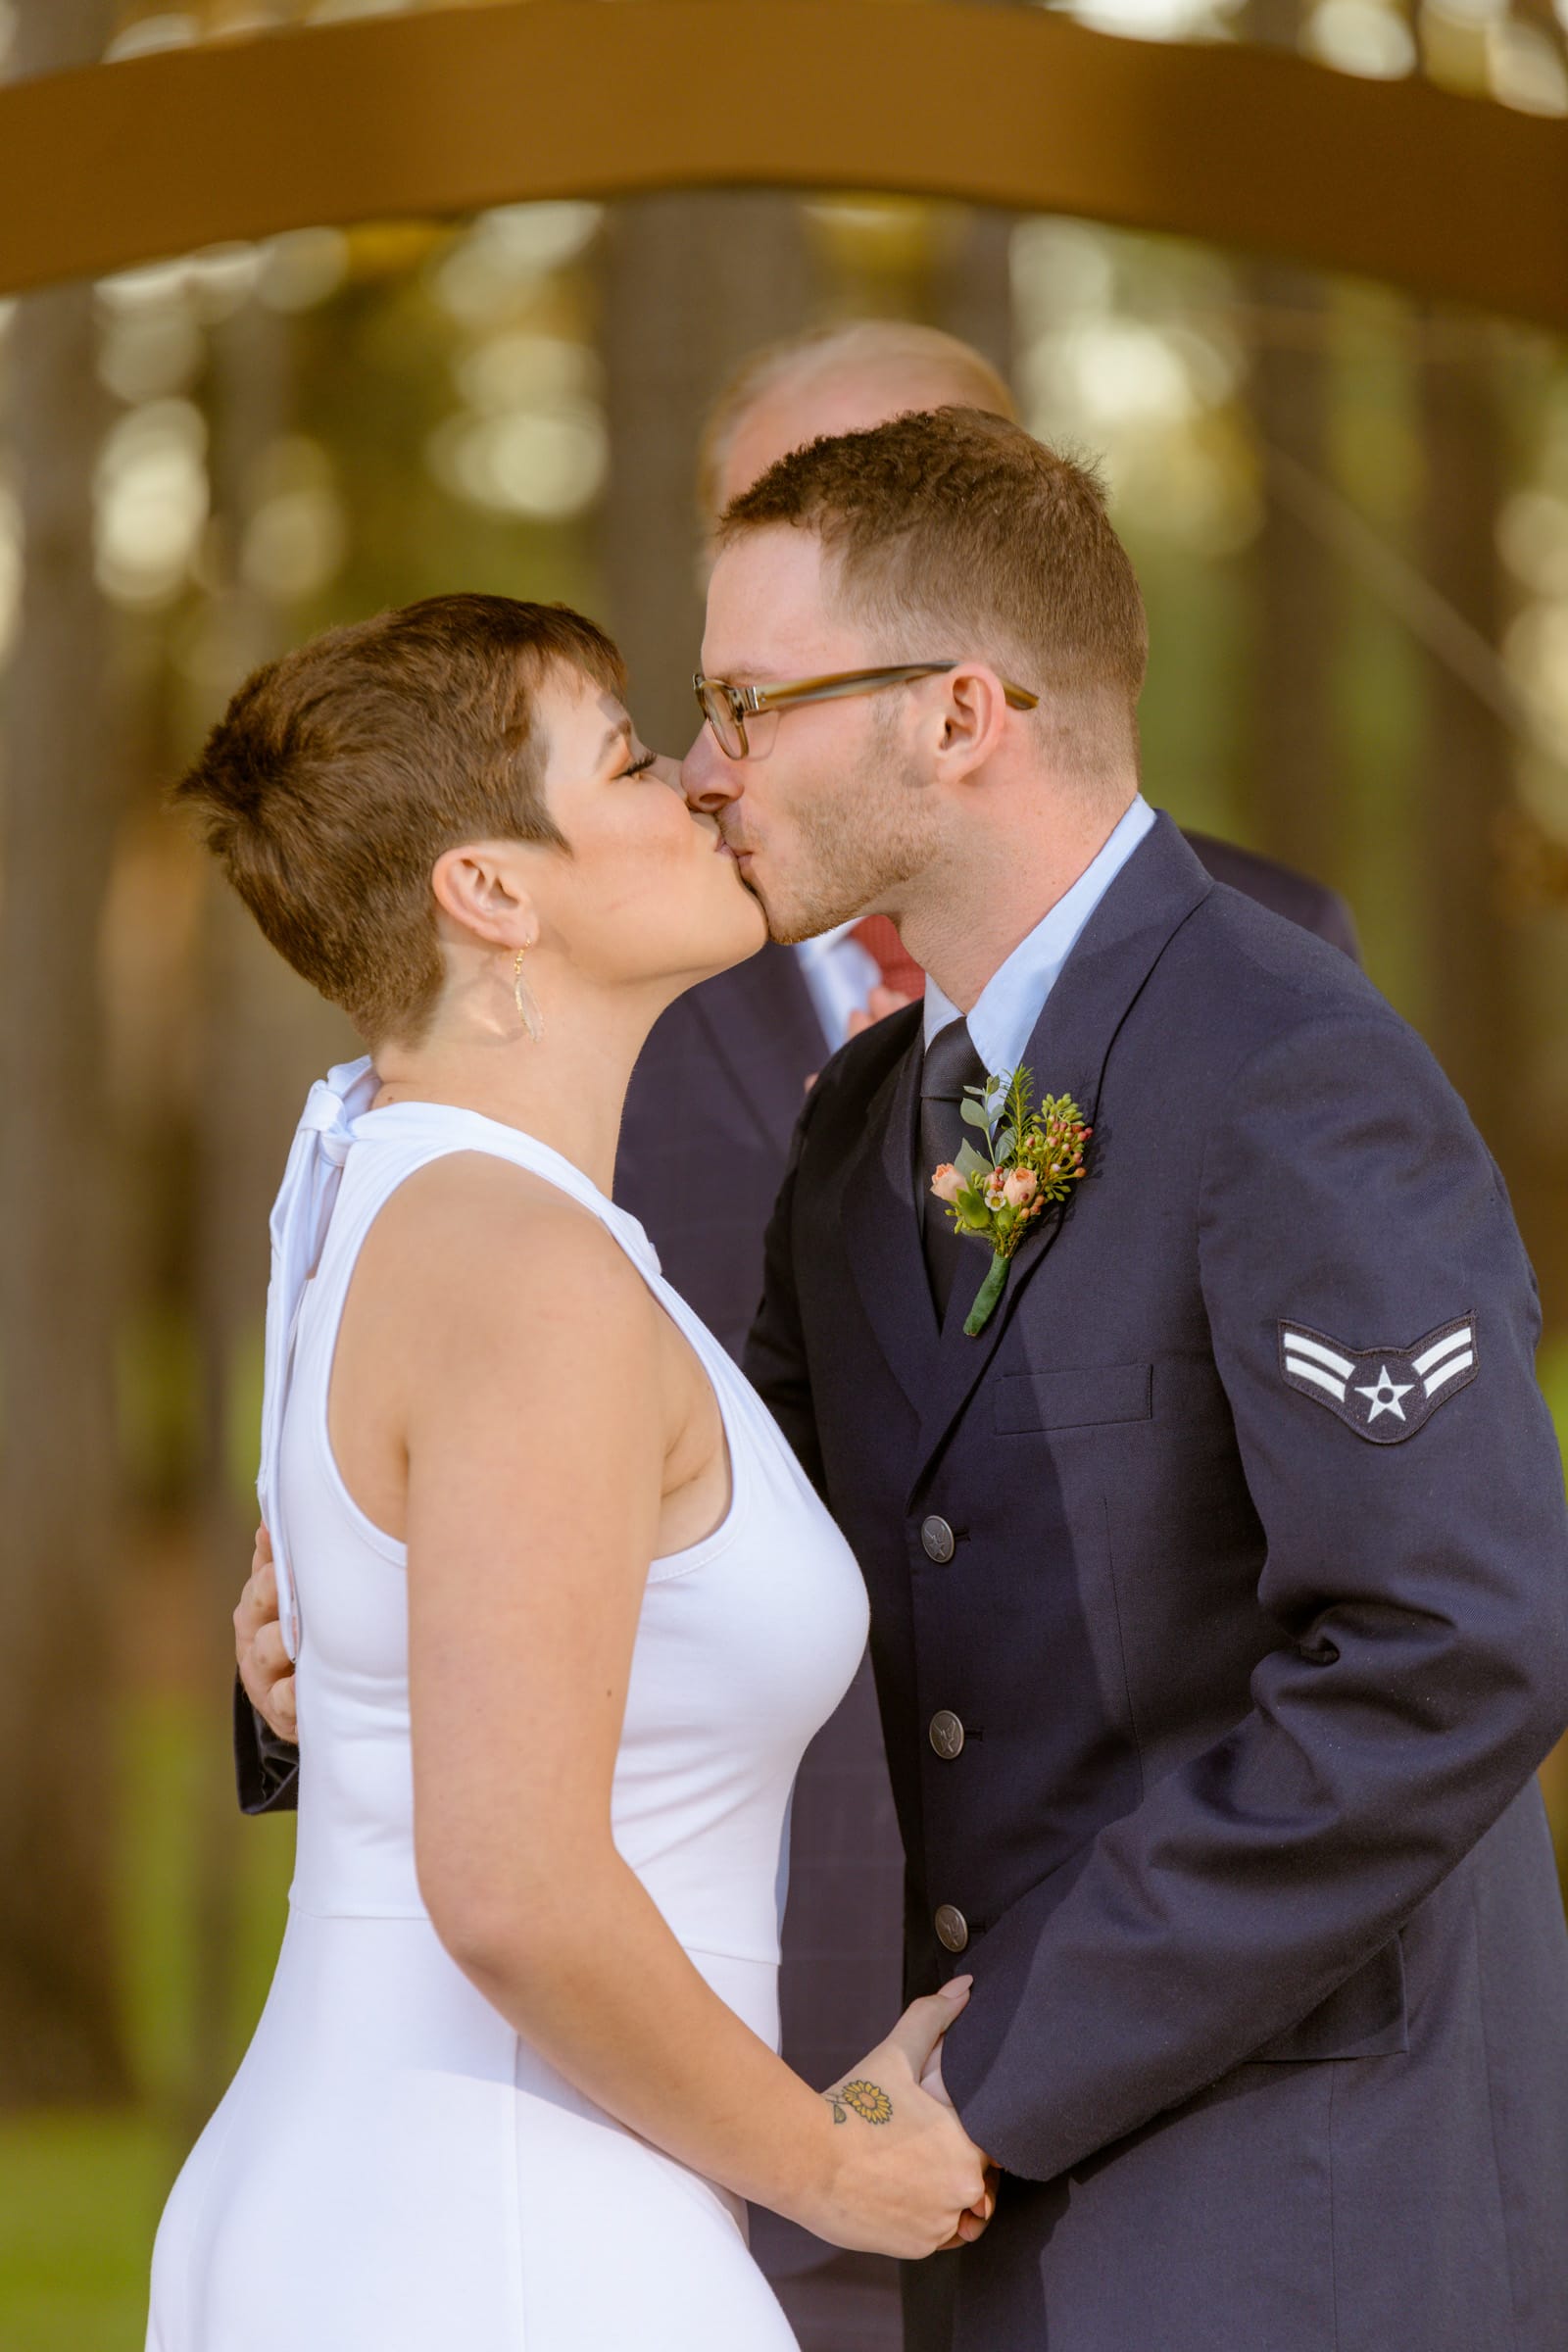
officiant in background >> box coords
[1,4,1566,2349]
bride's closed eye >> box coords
[620,750,658,779]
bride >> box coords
[146,593,990,2351]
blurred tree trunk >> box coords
[1241,0,1342,887]
[1415,329,1522,1192]
[0,0,128,2105]
[598,195,814,754]
[933,1,1018,399]
[1246,270,1343,887]
[176,294,297,2136]
[935,206,1015,398]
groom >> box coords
[688,407,1568,2350]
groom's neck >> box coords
[898,783,1137,1013]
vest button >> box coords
[934,1903,969,1953]
[929,1710,965,1760]
[920,1515,956,1564]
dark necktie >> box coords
[918,1017,988,1324]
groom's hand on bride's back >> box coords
[802,1980,996,2260]
[235,1525,295,1741]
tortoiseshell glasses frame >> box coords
[692,662,1039,760]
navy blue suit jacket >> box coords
[745,815,1568,2350]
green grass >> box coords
[0,1694,295,2351]
[0,2111,173,2352]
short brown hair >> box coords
[717,408,1147,776]
[697,320,1016,532]
[173,594,624,1047]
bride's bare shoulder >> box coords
[366,1150,653,1336]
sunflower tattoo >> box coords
[824,2079,894,2127]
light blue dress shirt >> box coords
[922,795,1156,1077]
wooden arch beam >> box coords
[0,0,1563,327]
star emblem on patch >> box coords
[1277,1313,1478,1445]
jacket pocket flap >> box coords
[995,1362,1152,1435]
[1252,1936,1408,2064]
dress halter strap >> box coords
[259,1054,379,1659]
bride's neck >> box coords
[370,984,655,1197]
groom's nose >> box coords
[680,724,742,814]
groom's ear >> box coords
[932,662,1011,781]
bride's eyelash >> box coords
[622,751,658,777]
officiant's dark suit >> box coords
[745,809,1568,2352]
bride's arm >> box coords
[376,1164,985,2260]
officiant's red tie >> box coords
[850,914,925,1000]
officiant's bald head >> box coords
[698,320,1016,553]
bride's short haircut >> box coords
[715,408,1148,782]
[173,593,624,1049]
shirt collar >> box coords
[923,795,1156,1074]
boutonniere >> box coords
[929,1065,1091,1336]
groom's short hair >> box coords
[716,408,1148,779]
[172,594,624,1048]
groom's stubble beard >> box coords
[754,708,944,948]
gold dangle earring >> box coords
[513,946,544,1044]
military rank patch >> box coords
[1277,1313,1478,1445]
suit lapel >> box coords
[693,943,828,1155]
[834,1006,941,1418]
[914,814,1213,1470]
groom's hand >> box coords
[235,1525,295,1741]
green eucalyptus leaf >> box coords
[954,1140,990,1180]
[958,1099,993,1131]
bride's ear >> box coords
[430,842,539,952]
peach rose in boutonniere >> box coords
[927,1064,1091,1336]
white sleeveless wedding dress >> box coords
[147,1060,870,2352]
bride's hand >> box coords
[797,1980,995,2260]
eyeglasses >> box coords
[692,662,1040,760]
